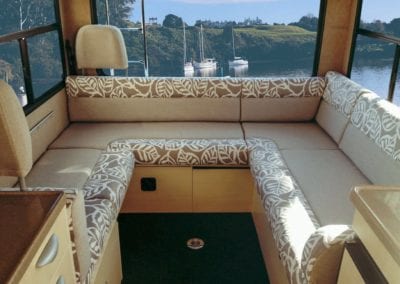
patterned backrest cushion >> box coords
[66,76,241,122]
[316,71,368,143]
[241,77,325,121]
[107,138,248,166]
[340,92,400,184]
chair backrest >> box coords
[75,24,128,70]
[0,81,32,180]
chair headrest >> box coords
[75,24,128,70]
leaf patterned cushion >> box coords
[66,76,241,98]
[323,71,369,117]
[107,138,248,166]
[247,137,355,283]
[247,137,319,283]
[242,77,325,98]
[301,225,356,283]
[83,151,134,216]
[351,93,400,161]
[84,198,116,284]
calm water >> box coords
[351,65,400,106]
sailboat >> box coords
[194,24,217,70]
[228,29,248,67]
[183,22,194,74]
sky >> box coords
[130,0,400,26]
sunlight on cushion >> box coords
[59,166,93,176]
[282,197,317,260]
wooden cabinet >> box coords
[0,192,75,284]
[122,166,254,213]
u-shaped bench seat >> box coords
[1,71,399,283]
[48,72,400,283]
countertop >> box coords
[351,186,400,267]
[0,191,65,284]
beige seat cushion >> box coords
[25,149,101,189]
[50,122,244,150]
[243,123,338,150]
[281,149,370,225]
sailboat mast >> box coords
[232,28,236,58]
[201,24,205,61]
[183,22,187,64]
[198,31,202,62]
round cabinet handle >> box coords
[56,275,65,284]
[36,234,59,268]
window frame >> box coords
[0,0,66,115]
[348,0,400,103]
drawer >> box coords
[51,251,76,284]
[20,207,75,283]
[122,166,192,212]
[193,168,254,212]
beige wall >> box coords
[318,0,360,76]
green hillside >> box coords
[122,24,317,70]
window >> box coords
[350,0,400,105]
[93,0,324,78]
[0,0,65,112]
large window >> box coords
[94,0,324,78]
[350,0,400,106]
[0,0,65,112]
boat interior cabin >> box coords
[0,0,400,283]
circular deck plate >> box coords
[186,238,205,250]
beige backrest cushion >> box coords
[316,71,368,143]
[241,77,325,121]
[340,92,400,184]
[75,25,128,69]
[66,76,241,122]
[0,81,32,177]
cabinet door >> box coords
[122,166,193,212]
[193,168,254,212]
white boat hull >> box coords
[184,64,194,73]
[194,61,217,70]
[229,59,248,67]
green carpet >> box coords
[118,213,269,284]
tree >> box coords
[386,18,400,37]
[96,0,136,27]
[290,14,318,31]
[163,14,183,28]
